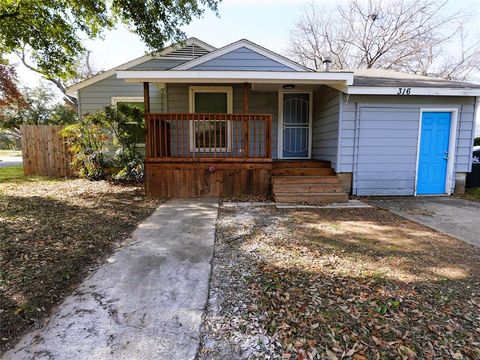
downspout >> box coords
[352,102,360,196]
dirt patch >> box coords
[0,178,161,354]
[199,206,480,359]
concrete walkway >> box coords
[370,197,480,247]
[3,199,218,360]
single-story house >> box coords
[67,37,480,201]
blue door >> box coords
[281,93,310,158]
[417,112,451,195]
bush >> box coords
[61,103,144,182]
[474,137,480,146]
[60,118,110,180]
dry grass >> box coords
[200,205,480,359]
[0,177,161,354]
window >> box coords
[189,87,233,152]
[111,97,145,145]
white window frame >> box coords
[110,96,146,147]
[188,86,233,152]
[414,108,458,196]
[277,90,313,159]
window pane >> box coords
[194,93,228,113]
[195,121,227,149]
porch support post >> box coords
[242,83,250,158]
[143,82,150,113]
[143,82,151,159]
[243,82,249,113]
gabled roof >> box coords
[173,39,312,72]
[66,37,216,95]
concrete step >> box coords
[273,183,345,193]
[272,160,331,169]
[272,175,340,185]
[274,192,349,203]
[272,168,335,176]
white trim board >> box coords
[414,108,458,196]
[277,90,313,160]
[66,38,216,95]
[345,86,480,97]
[117,70,354,85]
[173,39,310,72]
[111,96,144,105]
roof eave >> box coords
[65,38,217,96]
[115,70,354,85]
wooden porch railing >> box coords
[145,113,272,161]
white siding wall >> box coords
[77,59,187,117]
[311,86,340,171]
[339,95,476,196]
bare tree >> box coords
[288,0,480,81]
[66,51,102,87]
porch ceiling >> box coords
[116,70,354,86]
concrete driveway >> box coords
[370,197,480,247]
[3,199,218,360]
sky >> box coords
[12,0,480,87]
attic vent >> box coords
[163,44,210,58]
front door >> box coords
[417,112,451,195]
[280,92,311,158]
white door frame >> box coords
[277,90,313,159]
[414,108,458,196]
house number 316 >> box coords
[396,87,411,95]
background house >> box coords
[67,38,480,200]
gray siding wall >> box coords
[190,47,295,71]
[311,86,340,171]
[78,58,188,116]
[167,84,279,158]
[339,95,476,196]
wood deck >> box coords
[145,159,349,201]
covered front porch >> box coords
[125,70,353,199]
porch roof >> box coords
[115,70,354,86]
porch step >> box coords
[274,192,349,203]
[273,183,345,193]
[272,168,335,176]
[272,176,340,185]
[272,160,331,169]
[271,160,349,204]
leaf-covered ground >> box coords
[0,176,161,354]
[457,188,480,203]
[200,205,480,360]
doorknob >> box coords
[444,151,448,160]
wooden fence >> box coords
[21,125,73,177]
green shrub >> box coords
[474,137,480,146]
[61,103,144,182]
[60,118,110,180]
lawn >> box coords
[199,205,480,360]
[0,173,160,354]
[0,166,29,183]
